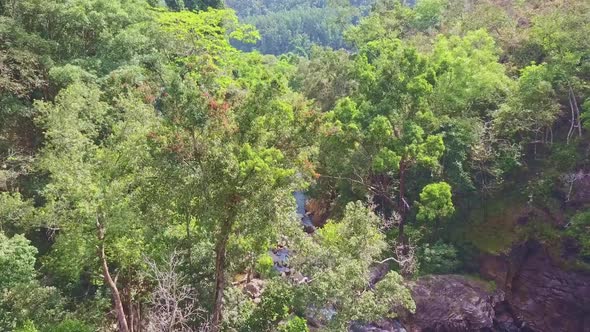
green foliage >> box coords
[46,319,94,332]
[48,65,96,90]
[418,241,460,275]
[566,210,590,260]
[2,0,590,330]
[373,271,416,315]
[35,83,157,283]
[0,193,36,232]
[0,232,36,289]
[317,36,450,236]
[0,231,65,331]
[280,316,309,332]
[291,202,414,329]
[0,282,65,331]
[344,0,414,47]
[226,0,373,55]
[416,182,454,222]
[412,0,445,31]
[494,63,559,142]
[256,253,275,278]
[431,29,510,116]
[241,280,294,332]
[163,0,223,11]
[15,321,38,332]
[294,46,357,111]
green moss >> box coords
[464,194,524,254]
[463,274,497,292]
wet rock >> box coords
[295,191,317,233]
[306,197,330,227]
[243,278,265,299]
[401,275,503,332]
[271,247,290,274]
[493,301,524,332]
[303,223,316,234]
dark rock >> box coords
[569,172,590,206]
[480,241,590,332]
[351,319,407,332]
[303,223,316,234]
[369,262,390,286]
[306,197,331,227]
[493,301,524,332]
[401,275,503,332]
[243,278,265,299]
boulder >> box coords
[243,278,265,300]
[350,319,407,332]
[401,275,503,332]
[480,241,590,332]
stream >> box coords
[270,191,315,274]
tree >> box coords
[294,46,358,112]
[430,29,511,117]
[36,83,160,332]
[416,182,454,222]
[0,232,36,289]
[164,0,224,11]
[290,202,416,330]
[0,232,66,331]
[411,0,445,31]
[317,38,450,240]
[529,1,590,144]
[146,9,317,330]
[344,0,415,48]
[493,63,560,146]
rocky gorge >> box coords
[352,241,590,332]
[295,189,590,332]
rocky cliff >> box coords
[354,240,590,332]
[480,241,590,332]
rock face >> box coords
[353,275,514,332]
[351,319,407,332]
[569,172,590,206]
[480,241,590,332]
[242,278,265,304]
[401,275,503,332]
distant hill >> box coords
[225,0,376,55]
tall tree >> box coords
[318,39,452,241]
[36,83,160,332]
[148,9,317,330]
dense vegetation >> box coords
[224,0,375,55]
[0,0,589,331]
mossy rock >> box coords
[464,194,525,254]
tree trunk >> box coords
[186,214,192,266]
[211,220,232,332]
[97,219,130,332]
[397,160,407,241]
[567,85,582,143]
[99,244,130,332]
[571,87,582,137]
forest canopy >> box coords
[1,0,590,331]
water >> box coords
[271,191,315,273]
[294,190,315,232]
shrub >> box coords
[280,316,309,332]
[256,252,275,278]
[418,241,460,275]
